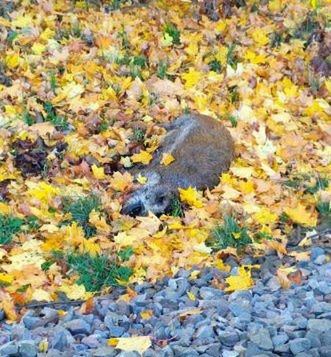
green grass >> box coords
[157,61,169,79]
[117,246,134,261]
[164,23,181,45]
[43,101,69,131]
[208,216,252,251]
[284,174,329,195]
[67,253,133,291]
[62,195,101,238]
[0,214,24,245]
[208,59,222,73]
[170,197,184,217]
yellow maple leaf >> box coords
[251,28,269,46]
[160,153,175,166]
[225,265,256,292]
[92,165,106,180]
[31,43,46,55]
[114,232,137,246]
[27,181,60,204]
[110,172,133,192]
[59,283,92,300]
[179,187,203,208]
[284,204,317,227]
[131,151,153,165]
[253,207,278,225]
[136,174,147,184]
[38,340,49,353]
[0,273,14,285]
[108,336,151,355]
[80,238,101,256]
[181,68,203,89]
[187,291,196,301]
[324,79,331,94]
[89,210,111,235]
[31,289,51,302]
[5,53,20,69]
[140,310,153,320]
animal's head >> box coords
[121,172,174,216]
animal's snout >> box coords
[121,201,145,217]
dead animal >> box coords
[121,113,235,216]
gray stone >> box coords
[199,287,224,300]
[272,333,289,346]
[321,330,331,346]
[205,343,221,357]
[320,346,331,357]
[195,325,215,340]
[64,319,91,335]
[249,328,273,351]
[229,301,251,317]
[18,340,37,357]
[290,338,311,354]
[218,331,239,347]
[91,346,118,357]
[308,319,331,332]
[311,247,325,260]
[315,254,327,265]
[305,331,321,348]
[294,317,308,329]
[0,341,18,356]
[108,325,125,337]
[81,334,101,348]
[22,316,41,330]
[51,328,74,351]
[222,351,239,357]
[244,342,263,357]
[172,345,199,356]
[274,343,290,353]
[116,352,140,357]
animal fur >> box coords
[121,113,235,216]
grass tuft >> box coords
[63,195,101,238]
[0,214,24,245]
[208,215,252,251]
[67,253,133,291]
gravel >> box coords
[0,242,330,356]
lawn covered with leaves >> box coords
[0,0,330,319]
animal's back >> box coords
[150,113,234,189]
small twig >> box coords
[19,295,115,310]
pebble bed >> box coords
[0,243,330,357]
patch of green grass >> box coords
[132,128,145,143]
[157,61,169,79]
[49,72,57,94]
[22,111,35,126]
[317,201,331,219]
[118,26,130,49]
[208,59,222,73]
[270,32,283,48]
[284,174,329,195]
[6,30,18,44]
[164,23,181,45]
[63,195,101,238]
[229,85,240,103]
[170,197,184,217]
[43,102,69,131]
[117,246,134,261]
[0,214,24,245]
[67,253,133,291]
[207,216,252,251]
[226,114,238,128]
[133,55,147,68]
[227,44,238,69]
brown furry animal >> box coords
[121,113,235,216]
